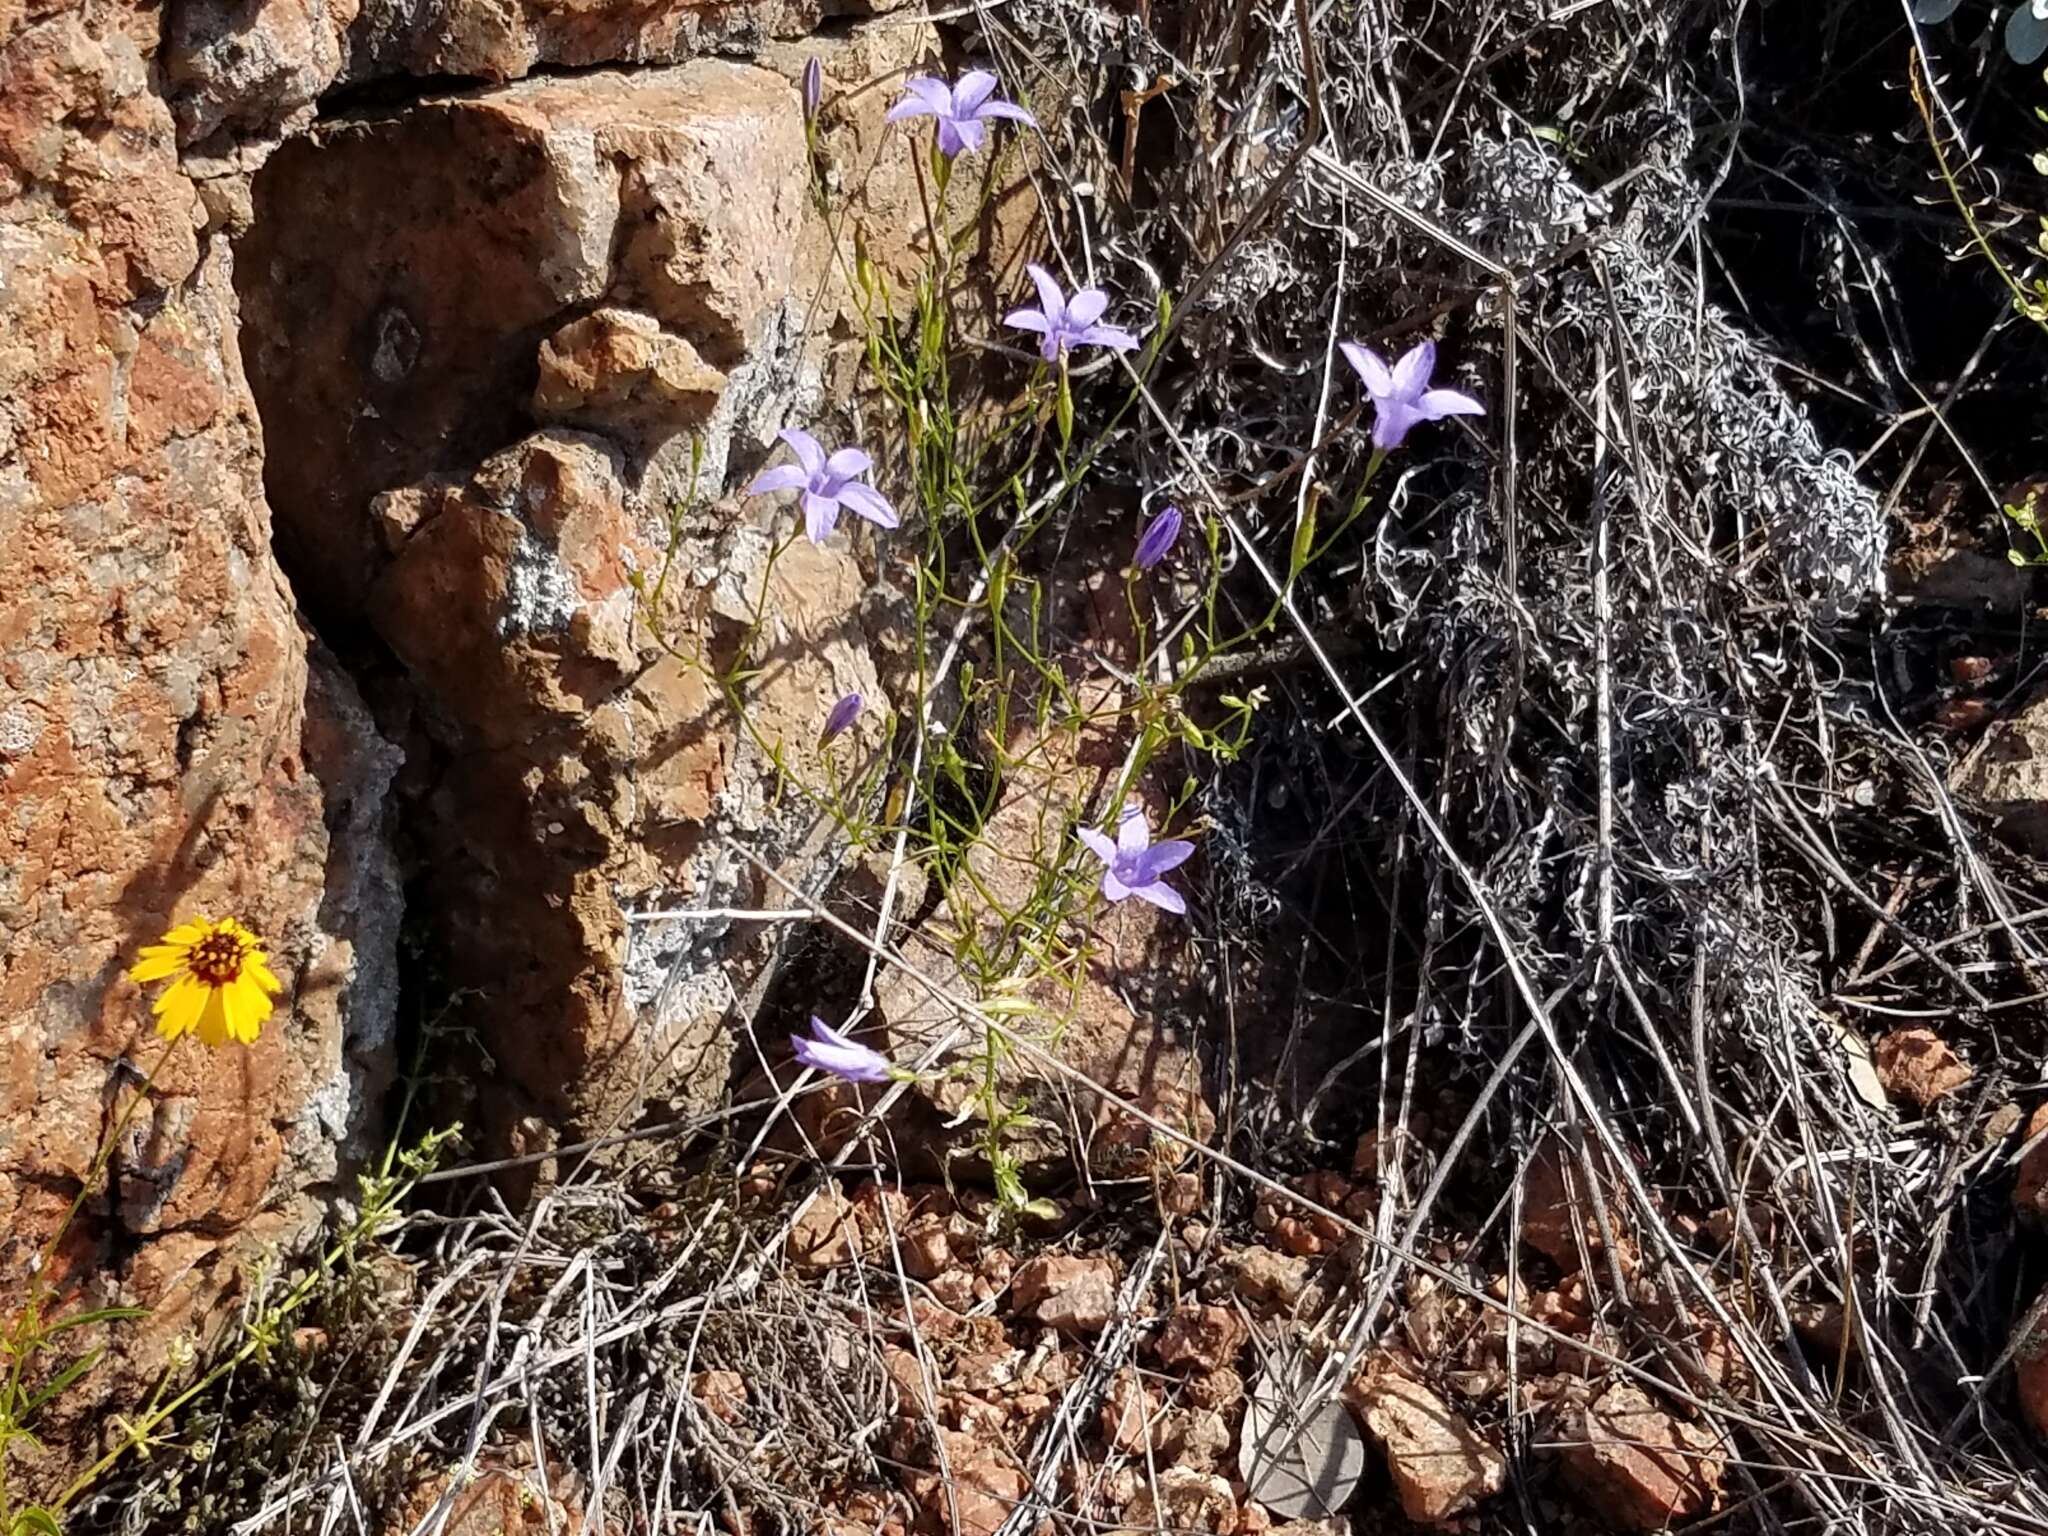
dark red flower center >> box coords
[189,930,249,986]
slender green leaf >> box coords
[22,1347,106,1418]
[44,1307,145,1337]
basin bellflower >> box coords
[1338,338,1485,451]
[746,428,899,544]
[801,56,824,126]
[1077,804,1196,915]
[886,69,1036,158]
[1134,504,1183,570]
[129,915,283,1048]
[792,1015,894,1083]
[1005,264,1140,364]
[821,691,863,744]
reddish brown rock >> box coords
[690,1370,750,1425]
[1160,1168,1205,1216]
[1873,1028,1973,1109]
[1958,698,2048,855]
[787,1184,862,1271]
[162,0,360,151]
[1347,1370,1505,1523]
[240,62,808,616]
[1123,1468,1237,1534]
[392,1464,576,1536]
[2016,1307,2048,1441]
[1189,1366,1245,1411]
[1559,1383,1726,1530]
[1234,1246,1313,1312]
[230,54,943,1165]
[908,1447,1028,1536]
[1011,1254,1119,1335]
[2016,1104,2048,1226]
[899,1218,954,1281]
[1100,1368,1155,1455]
[1152,1304,1248,1374]
[533,307,726,440]
[2,0,398,1490]
[1163,1406,1233,1470]
[1521,1135,1633,1276]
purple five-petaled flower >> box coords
[1005,265,1140,365]
[1134,505,1182,571]
[821,692,863,744]
[746,428,899,544]
[885,70,1036,158]
[792,1015,893,1084]
[1339,339,1485,452]
[1077,804,1196,915]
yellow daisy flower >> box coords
[128,916,283,1048]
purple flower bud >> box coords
[801,57,823,125]
[821,691,862,744]
[792,1015,893,1083]
[1134,505,1182,570]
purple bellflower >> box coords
[792,1015,893,1084]
[746,428,899,544]
[1078,804,1196,915]
[821,692,863,744]
[1338,338,1485,451]
[801,57,824,126]
[1005,264,1140,365]
[886,70,1035,158]
[1134,505,1182,570]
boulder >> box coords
[235,60,910,1163]
[238,61,811,619]
[1,0,397,1484]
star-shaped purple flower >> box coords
[1077,804,1196,915]
[1338,338,1485,451]
[1005,265,1140,365]
[791,1015,893,1084]
[746,428,899,544]
[885,70,1036,158]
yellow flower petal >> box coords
[129,949,191,983]
[226,979,268,1043]
[218,980,249,1043]
[246,955,282,995]
[161,919,211,948]
[195,988,230,1049]
[154,976,208,1043]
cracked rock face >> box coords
[234,52,952,1170]
[164,0,913,158]
[0,0,400,1473]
